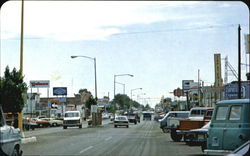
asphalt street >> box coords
[22,119,204,156]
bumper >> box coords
[114,122,129,126]
[204,149,232,155]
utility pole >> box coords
[18,0,24,131]
[238,25,241,99]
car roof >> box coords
[168,111,189,113]
[217,99,250,105]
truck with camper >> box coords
[0,106,22,156]
[204,99,250,155]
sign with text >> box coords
[30,80,50,88]
[91,105,98,113]
[182,80,194,91]
[53,87,67,96]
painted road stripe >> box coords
[79,146,93,154]
[105,136,112,141]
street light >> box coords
[115,81,125,94]
[130,88,142,101]
[114,74,133,98]
[71,55,97,99]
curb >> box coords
[21,136,37,144]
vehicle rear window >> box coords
[215,106,228,120]
[176,113,189,118]
[229,106,242,120]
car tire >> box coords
[114,125,117,128]
[79,125,82,128]
[11,147,19,156]
[170,130,183,142]
[63,126,67,129]
[127,125,129,128]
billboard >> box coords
[214,54,222,87]
[224,82,250,99]
[53,87,67,96]
[182,80,194,92]
[30,80,50,88]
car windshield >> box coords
[65,113,79,117]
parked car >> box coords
[159,111,189,133]
[23,117,37,130]
[181,121,211,151]
[114,116,129,128]
[204,99,250,155]
[43,118,63,127]
[0,106,22,156]
[31,118,50,128]
[167,107,213,142]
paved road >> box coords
[22,120,204,156]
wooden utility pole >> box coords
[18,0,24,131]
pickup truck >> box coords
[127,113,140,124]
[166,107,213,142]
[0,106,22,156]
[63,111,83,129]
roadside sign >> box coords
[30,80,50,88]
[91,105,98,113]
[53,87,67,95]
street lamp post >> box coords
[114,74,133,98]
[115,81,125,94]
[130,88,142,100]
[130,88,142,111]
[71,55,97,99]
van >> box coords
[159,111,189,133]
[204,99,250,155]
[63,111,83,129]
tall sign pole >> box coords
[238,25,241,99]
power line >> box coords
[112,24,247,36]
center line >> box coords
[79,146,93,154]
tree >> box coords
[0,66,27,113]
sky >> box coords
[0,1,249,107]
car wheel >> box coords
[114,125,117,128]
[11,147,19,156]
[127,125,129,128]
[79,125,82,128]
[162,127,169,133]
[63,126,67,129]
[170,130,183,142]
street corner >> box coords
[21,136,37,144]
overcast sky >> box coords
[0,1,249,107]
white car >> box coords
[114,116,129,128]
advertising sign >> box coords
[214,54,222,87]
[53,87,67,96]
[224,82,250,99]
[182,80,194,92]
[30,80,50,88]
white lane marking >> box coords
[105,136,112,141]
[79,146,93,154]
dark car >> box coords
[143,112,152,120]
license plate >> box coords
[198,134,204,140]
